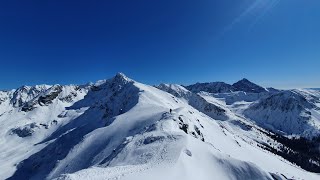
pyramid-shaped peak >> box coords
[233,78,257,86]
[232,78,267,93]
[237,78,251,83]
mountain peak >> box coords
[112,72,133,83]
[240,78,250,82]
[115,72,127,78]
[232,78,267,93]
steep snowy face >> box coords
[156,84,230,120]
[244,90,320,136]
[86,73,142,125]
[185,82,236,93]
[232,78,267,93]
[295,89,320,104]
[249,90,315,111]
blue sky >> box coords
[0,0,319,90]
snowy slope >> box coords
[244,90,320,137]
[0,73,319,180]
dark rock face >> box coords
[232,78,267,93]
[59,92,77,103]
[10,123,39,137]
[38,86,62,106]
[21,104,36,112]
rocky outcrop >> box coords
[10,123,39,137]
[38,85,62,106]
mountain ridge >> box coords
[185,78,271,94]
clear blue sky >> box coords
[0,0,319,90]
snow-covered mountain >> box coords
[1,73,319,180]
